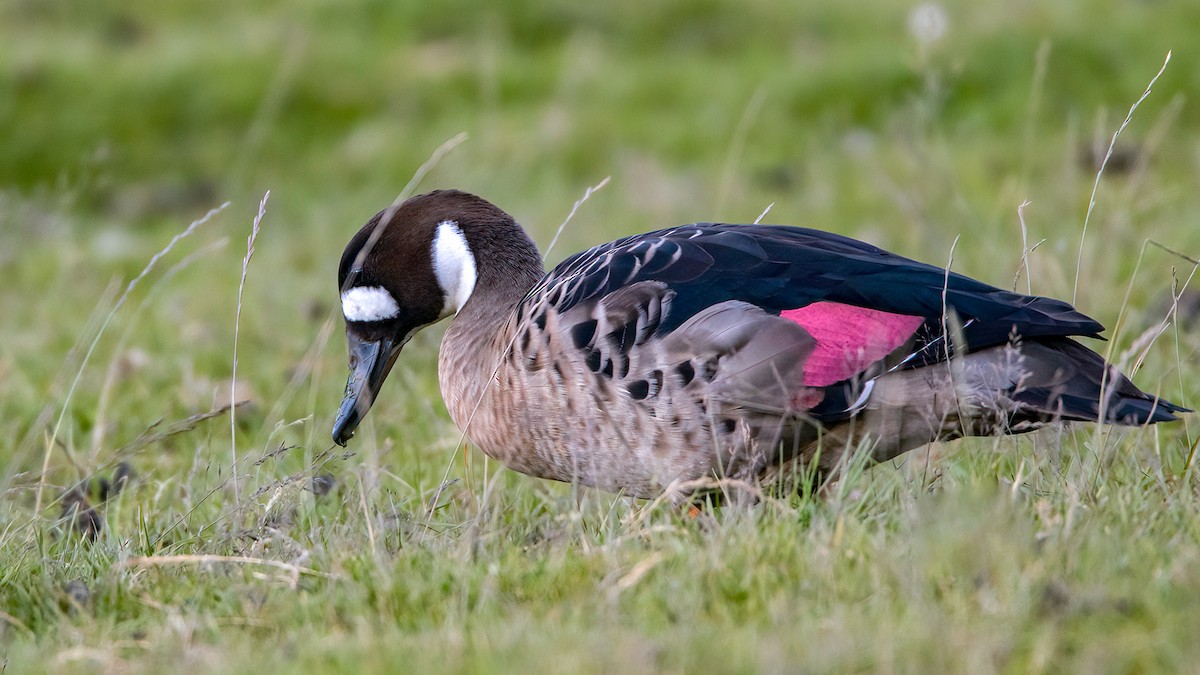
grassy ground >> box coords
[2,0,1199,672]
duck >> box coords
[331,189,1187,499]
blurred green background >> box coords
[2,0,1199,671]
[4,0,1198,231]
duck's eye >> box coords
[341,285,400,322]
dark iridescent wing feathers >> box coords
[531,223,1104,354]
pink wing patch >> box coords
[780,302,924,387]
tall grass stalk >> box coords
[1072,50,1171,305]
[230,192,269,508]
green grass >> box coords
[2,0,1199,672]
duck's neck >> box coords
[437,221,545,439]
[449,219,544,343]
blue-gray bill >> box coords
[332,331,402,445]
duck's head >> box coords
[331,190,539,446]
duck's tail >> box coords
[1004,337,1188,426]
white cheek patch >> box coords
[341,285,400,322]
[432,220,477,317]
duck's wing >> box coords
[533,223,1101,357]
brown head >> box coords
[332,190,542,445]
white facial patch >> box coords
[432,220,477,317]
[341,285,400,322]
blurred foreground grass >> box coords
[2,0,1199,672]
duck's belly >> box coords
[456,367,721,498]
[436,314,837,498]
[441,352,994,499]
